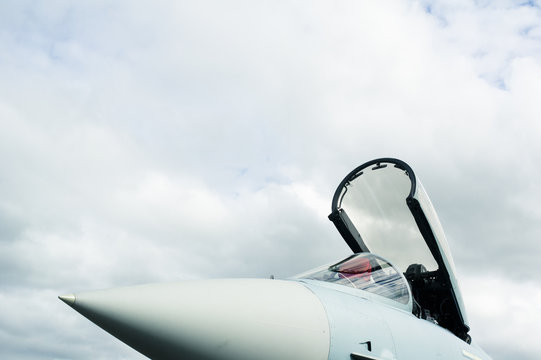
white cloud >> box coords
[1,0,540,358]
[463,276,541,360]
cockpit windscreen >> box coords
[296,253,410,305]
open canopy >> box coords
[328,158,470,342]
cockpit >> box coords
[326,158,471,342]
[295,253,411,307]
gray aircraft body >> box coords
[60,158,493,360]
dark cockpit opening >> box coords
[405,264,471,343]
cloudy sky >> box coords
[1,0,540,359]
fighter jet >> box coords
[59,158,493,360]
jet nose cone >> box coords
[60,279,330,360]
[58,294,76,305]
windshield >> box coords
[296,253,410,305]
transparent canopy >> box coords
[296,253,410,305]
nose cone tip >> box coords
[58,294,76,306]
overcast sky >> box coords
[1,1,540,359]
